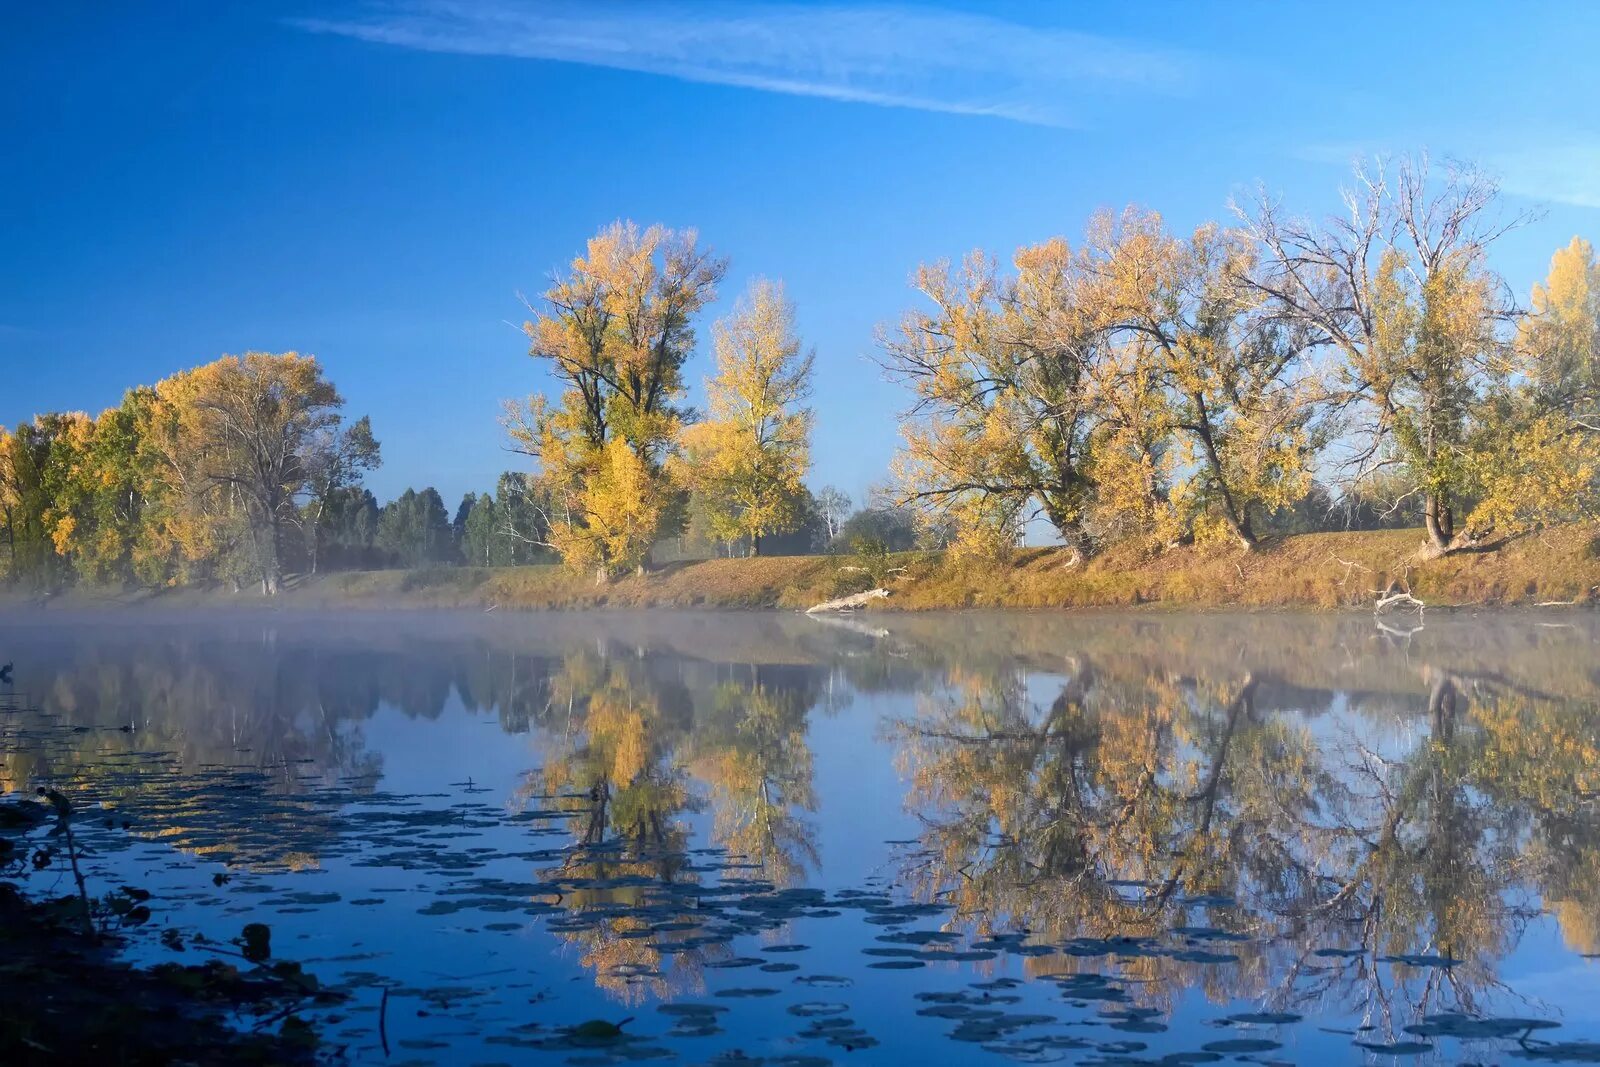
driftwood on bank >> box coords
[1534,585,1599,607]
[805,588,890,614]
[1374,590,1425,614]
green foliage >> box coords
[834,506,918,553]
[310,486,382,569]
[376,487,455,566]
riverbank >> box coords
[7,525,1599,613]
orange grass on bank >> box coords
[9,525,1599,614]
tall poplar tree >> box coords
[678,279,814,555]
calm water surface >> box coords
[3,609,1600,1065]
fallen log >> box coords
[805,588,890,614]
[1374,590,1425,614]
[1534,585,1598,607]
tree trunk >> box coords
[308,508,322,575]
[1423,492,1454,551]
[1230,512,1258,550]
[594,566,608,587]
[751,532,761,557]
[806,588,890,613]
[261,514,283,595]
[1060,525,1096,565]
[1190,402,1257,550]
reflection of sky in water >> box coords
[2,609,1600,1064]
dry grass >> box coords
[888,525,1600,611]
[12,524,1599,613]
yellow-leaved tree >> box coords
[1098,211,1324,548]
[0,415,93,586]
[883,208,1325,558]
[1461,236,1600,535]
[142,352,364,594]
[882,241,1104,559]
[1522,236,1600,415]
[676,279,814,555]
[1241,157,1522,554]
[507,222,725,582]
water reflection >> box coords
[890,654,1600,1043]
[2,610,1599,1062]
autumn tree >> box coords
[1083,317,1183,548]
[1522,236,1600,416]
[1440,237,1600,535]
[882,241,1107,557]
[1240,158,1526,553]
[78,390,164,584]
[0,417,75,586]
[0,427,19,579]
[677,279,814,555]
[1098,210,1325,548]
[144,352,374,594]
[507,221,725,581]
[4,391,183,587]
[884,208,1328,557]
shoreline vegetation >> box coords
[6,158,1600,603]
[8,525,1597,614]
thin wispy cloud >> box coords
[290,1,1199,128]
[1294,139,1600,211]
[1493,144,1600,210]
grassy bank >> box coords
[12,524,1600,614]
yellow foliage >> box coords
[676,279,813,551]
[885,207,1321,556]
[1465,410,1600,534]
[511,221,725,578]
[1522,236,1600,402]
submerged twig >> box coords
[379,986,390,1058]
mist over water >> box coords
[3,609,1600,1064]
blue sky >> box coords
[5,1,1600,508]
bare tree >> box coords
[1235,156,1529,552]
[815,485,851,544]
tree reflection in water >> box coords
[3,610,1599,1058]
[890,640,1600,1044]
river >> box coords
[2,609,1598,1064]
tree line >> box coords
[883,158,1599,558]
[8,154,1597,593]
[0,341,869,591]
[505,158,1598,581]
[0,353,555,591]
[1,353,379,594]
